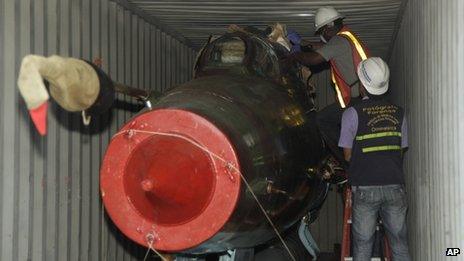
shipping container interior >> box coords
[0,0,463,260]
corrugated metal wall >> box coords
[126,0,403,58]
[0,0,196,260]
[389,0,464,260]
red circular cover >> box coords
[100,109,241,251]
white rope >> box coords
[82,110,91,126]
[113,129,296,261]
[143,232,169,261]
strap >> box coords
[330,29,369,108]
[356,131,402,141]
[331,70,346,108]
[362,145,401,153]
[337,30,368,60]
[298,221,320,260]
[349,79,360,87]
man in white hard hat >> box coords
[338,57,410,261]
[284,6,370,167]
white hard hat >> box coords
[314,6,344,33]
[357,57,390,95]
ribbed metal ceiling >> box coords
[127,0,405,58]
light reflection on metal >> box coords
[145,100,153,109]
[281,105,305,127]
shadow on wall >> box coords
[48,99,145,135]
[19,92,147,152]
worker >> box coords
[338,57,410,261]
[283,6,370,166]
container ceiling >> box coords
[127,0,405,58]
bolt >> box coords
[225,163,236,182]
[126,129,135,139]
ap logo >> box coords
[446,248,460,256]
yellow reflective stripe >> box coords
[356,131,402,141]
[331,70,346,108]
[362,145,401,153]
[338,31,368,60]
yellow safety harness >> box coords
[338,31,368,60]
[331,30,369,108]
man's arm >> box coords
[287,36,345,67]
[339,107,358,163]
[289,51,326,67]
[343,148,352,162]
[300,40,324,50]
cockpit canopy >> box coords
[194,32,289,80]
[208,37,246,65]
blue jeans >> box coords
[352,185,411,261]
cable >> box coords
[112,129,297,261]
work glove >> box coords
[17,55,101,135]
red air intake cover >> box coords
[100,109,241,251]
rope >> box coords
[113,129,296,261]
[143,233,169,261]
[81,110,91,125]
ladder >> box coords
[340,187,392,261]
